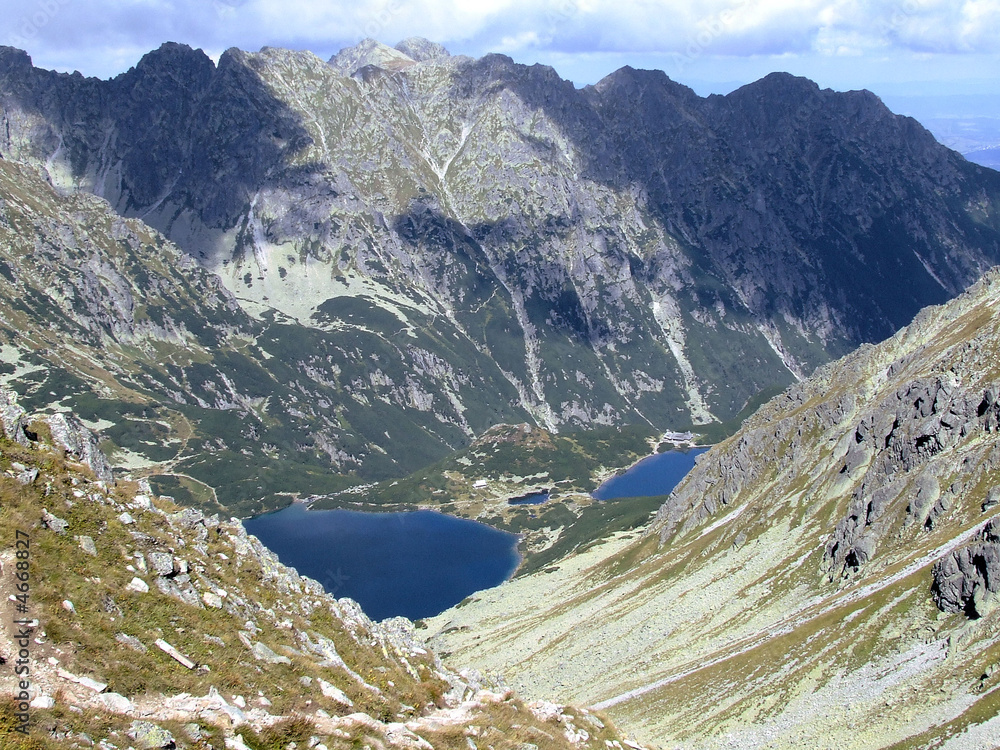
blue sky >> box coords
[5,0,1000,156]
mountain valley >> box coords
[427,266,1000,749]
[3,38,1000,506]
[1,35,1000,749]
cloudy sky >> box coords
[5,0,999,101]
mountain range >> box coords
[2,39,1000,516]
[2,34,1000,750]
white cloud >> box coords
[497,31,544,53]
[3,0,999,81]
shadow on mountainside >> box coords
[448,54,1000,345]
[0,43,316,230]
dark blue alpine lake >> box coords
[592,447,708,500]
[245,448,705,622]
[243,503,520,622]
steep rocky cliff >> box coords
[426,267,1000,748]
[0,391,638,750]
[0,156,537,515]
[3,39,1000,433]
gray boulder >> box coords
[251,641,292,665]
[44,413,113,482]
[846,534,877,569]
[92,692,134,714]
[985,520,1000,544]
[183,723,203,742]
[984,486,1000,511]
[155,576,203,609]
[147,552,176,577]
[41,509,69,534]
[0,389,29,446]
[78,535,97,556]
[115,632,147,652]
[932,539,1000,617]
[128,720,175,749]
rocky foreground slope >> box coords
[0,389,639,750]
[4,38,1000,436]
[426,268,1000,748]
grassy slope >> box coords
[0,424,636,750]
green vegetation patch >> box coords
[311,295,405,332]
[686,383,788,444]
[147,473,221,512]
[176,450,353,515]
[320,423,657,509]
[511,495,666,577]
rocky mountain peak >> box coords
[125,41,215,79]
[394,37,450,62]
[737,69,820,95]
[587,65,704,123]
[0,45,33,76]
[328,38,417,75]
[717,71,936,153]
[591,64,692,95]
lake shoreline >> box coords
[245,447,707,622]
[244,503,521,622]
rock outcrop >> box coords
[44,411,114,482]
[653,268,1000,586]
[932,520,1000,617]
[0,388,29,445]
